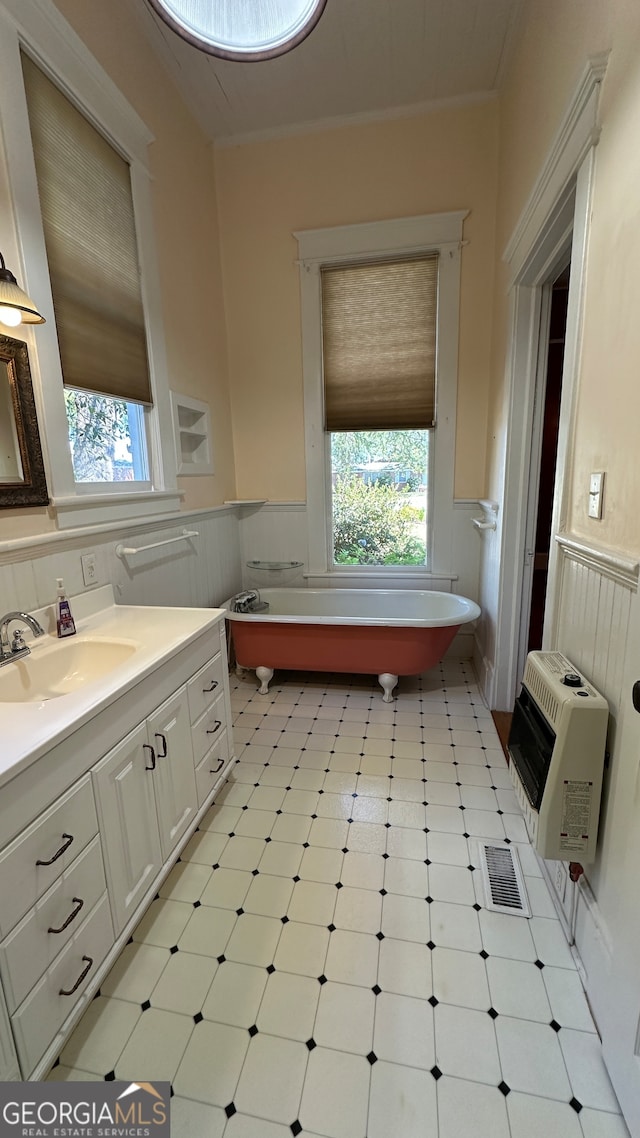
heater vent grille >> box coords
[478,842,530,917]
[523,661,560,728]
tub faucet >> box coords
[0,611,46,667]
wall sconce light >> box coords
[0,251,45,326]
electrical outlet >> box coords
[81,552,98,587]
[588,471,604,519]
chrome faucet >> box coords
[0,611,46,667]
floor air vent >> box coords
[477,841,531,917]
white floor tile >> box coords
[281,789,320,815]
[351,797,388,824]
[368,1060,437,1138]
[173,1020,248,1105]
[299,845,343,883]
[432,947,490,1009]
[429,862,476,905]
[290,768,324,791]
[542,966,596,1032]
[530,915,576,967]
[219,836,269,871]
[182,829,230,864]
[234,1034,309,1124]
[314,980,375,1053]
[426,804,466,834]
[170,1097,226,1138]
[424,758,459,780]
[389,777,424,802]
[452,746,487,766]
[116,1008,193,1082]
[479,909,537,961]
[373,990,434,1068]
[386,827,428,860]
[460,785,499,810]
[132,898,193,948]
[243,873,294,917]
[506,1090,583,1138]
[274,920,330,976]
[287,879,337,926]
[378,937,432,999]
[59,996,141,1074]
[463,808,506,840]
[202,804,243,834]
[580,1108,631,1137]
[257,970,320,1040]
[248,785,287,811]
[101,942,170,1003]
[486,955,552,1021]
[158,861,213,902]
[495,1016,572,1100]
[457,764,493,787]
[323,771,357,793]
[388,800,426,828]
[427,831,470,867]
[200,867,252,909]
[224,913,282,967]
[437,1075,510,1138]
[429,900,482,952]
[46,1064,103,1081]
[381,892,430,942]
[325,929,379,987]
[258,840,304,877]
[425,781,461,807]
[299,1047,370,1138]
[202,960,268,1027]
[346,821,387,853]
[178,905,237,958]
[434,1002,501,1083]
[384,855,429,898]
[270,813,312,843]
[525,874,558,918]
[391,758,424,780]
[559,1028,621,1111]
[341,851,385,890]
[235,808,278,839]
[359,754,393,776]
[308,817,349,848]
[334,885,382,933]
[151,950,218,1015]
[356,774,392,797]
[316,792,353,819]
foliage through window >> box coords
[64,390,149,484]
[331,430,428,565]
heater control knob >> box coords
[563,672,583,687]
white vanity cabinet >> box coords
[0,610,235,1079]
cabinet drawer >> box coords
[187,654,225,725]
[192,694,226,765]
[12,892,113,1077]
[195,731,231,806]
[0,776,98,937]
[0,837,106,1014]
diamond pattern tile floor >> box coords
[49,661,630,1137]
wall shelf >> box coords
[171,392,213,476]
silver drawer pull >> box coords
[206,720,222,735]
[36,833,74,866]
[59,954,93,996]
[203,680,219,693]
[48,897,84,934]
[210,757,225,774]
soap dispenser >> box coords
[56,578,76,638]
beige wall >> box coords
[215,100,500,502]
[0,0,234,541]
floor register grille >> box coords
[478,842,531,917]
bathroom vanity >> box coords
[0,587,234,1080]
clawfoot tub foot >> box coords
[378,672,398,702]
[256,666,274,695]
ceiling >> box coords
[136,0,523,145]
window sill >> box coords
[50,489,184,530]
[304,569,459,587]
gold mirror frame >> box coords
[0,333,49,508]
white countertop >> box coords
[1,586,224,786]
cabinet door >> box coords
[147,688,198,862]
[0,978,19,1081]
[92,724,162,934]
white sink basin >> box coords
[0,637,139,703]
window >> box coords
[296,212,466,578]
[0,2,180,527]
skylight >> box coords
[147,0,327,61]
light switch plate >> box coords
[588,471,604,519]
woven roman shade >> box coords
[321,254,438,431]
[21,54,152,405]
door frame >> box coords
[491,55,607,711]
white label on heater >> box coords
[559,780,592,853]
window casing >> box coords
[0,2,180,528]
[295,212,466,578]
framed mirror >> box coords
[0,333,49,507]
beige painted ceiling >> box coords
[136,0,523,145]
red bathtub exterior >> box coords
[230,619,460,677]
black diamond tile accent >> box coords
[141,1000,151,1011]
[336,882,343,889]
[265,836,272,844]
[318,790,324,795]
[422,801,428,807]
[342,847,349,854]
[248,1024,259,1037]
[479,950,489,959]
[367,1051,378,1065]
[193,900,202,909]
[488,1007,499,1019]
[281,915,289,924]
[498,1082,511,1097]
[291,1122,303,1136]
[425,895,433,904]
[430,1066,442,1081]
[569,1098,583,1114]
[225,1103,236,1119]
[306,1038,316,1051]
[382,852,389,860]
[212,863,220,871]
[372,984,381,995]
[228,832,235,838]
[463,832,470,839]
[384,823,391,829]
[193,1012,203,1024]
[458,804,465,810]
[242,805,249,811]
[267,964,276,974]
[504,837,512,844]
[497,809,504,816]
[318,974,327,985]
[286,786,292,791]
[535,959,545,969]
[425,858,431,866]
[236,908,245,916]
[217,954,226,964]
[379,888,387,896]
[473,903,481,911]
[467,864,475,872]
[293,875,301,883]
[311,814,318,820]
[550,1019,561,1032]
[328,923,336,932]
[303,842,310,848]
[376,932,385,941]
[127,935,134,945]
[252,869,260,876]
[170,945,179,954]
[427,940,436,950]
[104,1071,116,1081]
[428,996,438,1007]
